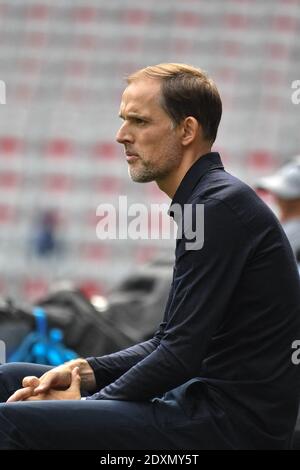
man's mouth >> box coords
[126,155,139,163]
[125,151,139,162]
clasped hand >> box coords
[6,366,81,403]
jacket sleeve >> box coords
[85,321,166,391]
[86,198,252,401]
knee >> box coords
[0,363,52,403]
[0,363,24,382]
[0,363,29,402]
[0,403,27,450]
[0,363,15,382]
[0,364,14,402]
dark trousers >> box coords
[0,363,235,450]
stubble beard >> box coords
[128,143,182,184]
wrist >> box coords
[65,358,88,371]
[65,358,96,392]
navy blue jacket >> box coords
[87,152,300,449]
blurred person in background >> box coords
[0,63,300,450]
[31,210,60,258]
[256,158,300,269]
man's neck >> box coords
[156,146,212,199]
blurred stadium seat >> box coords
[0,0,299,301]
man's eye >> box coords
[134,119,146,125]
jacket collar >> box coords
[168,152,224,219]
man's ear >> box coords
[179,117,201,146]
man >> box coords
[256,159,300,450]
[1,63,300,450]
[256,158,300,267]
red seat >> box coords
[19,58,41,74]
[66,60,89,77]
[247,151,276,172]
[221,41,241,57]
[93,142,118,160]
[262,69,285,86]
[0,205,15,224]
[81,243,111,262]
[77,35,98,50]
[43,175,73,193]
[45,139,73,159]
[273,15,299,32]
[0,171,21,189]
[175,12,202,28]
[122,9,151,25]
[0,137,22,156]
[0,278,5,296]
[145,182,169,202]
[26,32,47,48]
[267,43,290,59]
[135,246,158,265]
[26,4,49,20]
[94,176,123,194]
[73,7,98,22]
[173,39,193,55]
[15,84,34,101]
[225,14,250,29]
[78,280,105,298]
[23,279,48,303]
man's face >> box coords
[116,78,183,183]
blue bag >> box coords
[8,306,78,365]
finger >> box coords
[6,386,34,403]
[33,376,55,394]
[22,376,40,388]
[69,367,81,390]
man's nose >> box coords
[116,123,133,144]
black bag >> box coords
[0,297,33,360]
[0,251,174,361]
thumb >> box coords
[69,367,81,390]
[22,376,40,388]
